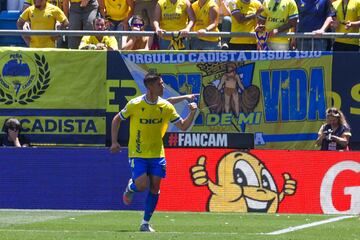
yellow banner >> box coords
[0,48,106,109]
[119,51,332,150]
[0,48,107,145]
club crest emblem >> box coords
[0,53,50,105]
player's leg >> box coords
[123,158,148,205]
[140,157,166,232]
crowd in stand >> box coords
[0,0,359,50]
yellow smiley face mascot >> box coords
[190,151,296,212]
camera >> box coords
[324,129,333,141]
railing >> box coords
[1,29,360,38]
[1,30,360,49]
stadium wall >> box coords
[0,48,359,149]
[0,147,359,214]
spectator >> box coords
[79,17,118,50]
[22,0,63,11]
[217,0,235,49]
[153,0,195,50]
[292,0,335,51]
[0,118,30,147]
[229,0,263,50]
[332,0,360,51]
[98,0,134,49]
[122,15,153,50]
[256,0,298,50]
[63,0,99,49]
[17,0,69,48]
[191,0,221,50]
[21,0,69,48]
[315,107,351,151]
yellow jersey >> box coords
[104,0,131,21]
[119,95,181,158]
[333,0,360,45]
[24,0,63,8]
[20,3,67,48]
[192,0,220,42]
[159,0,189,40]
[229,0,262,44]
[79,35,119,50]
[259,0,298,43]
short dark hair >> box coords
[93,17,105,26]
[130,15,145,26]
[144,73,161,88]
[3,118,21,133]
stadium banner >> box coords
[0,147,358,214]
[332,52,360,143]
[159,149,360,214]
[0,48,107,145]
[108,51,333,150]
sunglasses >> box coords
[9,126,19,131]
[327,109,339,114]
[132,23,144,28]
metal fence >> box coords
[1,29,360,49]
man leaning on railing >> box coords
[16,0,69,48]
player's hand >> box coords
[110,142,121,153]
[186,93,199,102]
[190,156,209,186]
[188,102,198,112]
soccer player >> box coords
[110,73,198,232]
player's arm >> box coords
[174,103,198,131]
[110,114,122,153]
[167,94,198,104]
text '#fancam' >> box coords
[164,132,254,149]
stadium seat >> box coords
[6,0,22,10]
[0,10,26,46]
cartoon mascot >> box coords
[190,151,297,213]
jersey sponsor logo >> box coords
[0,53,50,105]
[178,133,228,147]
[140,118,163,124]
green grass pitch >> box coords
[0,210,358,240]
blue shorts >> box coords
[129,157,166,180]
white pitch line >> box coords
[264,215,355,235]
